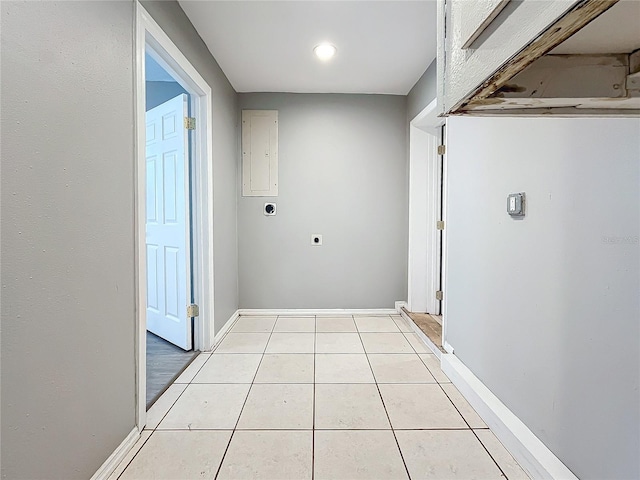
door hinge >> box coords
[184,117,196,130]
[437,145,446,155]
[436,220,445,231]
[436,291,444,301]
[187,304,199,317]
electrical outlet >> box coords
[311,234,323,246]
[264,203,276,216]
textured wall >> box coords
[445,116,640,479]
[1,2,136,478]
[442,0,576,112]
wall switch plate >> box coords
[264,203,276,216]
[507,193,525,216]
[311,234,323,246]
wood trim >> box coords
[453,0,620,113]
[399,308,442,358]
[441,355,579,480]
[451,107,640,117]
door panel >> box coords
[145,93,192,350]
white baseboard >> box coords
[399,308,442,359]
[394,301,407,313]
[91,427,140,480]
[441,354,578,480]
[237,308,398,316]
[443,340,454,354]
[204,309,239,352]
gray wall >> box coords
[445,116,640,479]
[1,2,136,478]
[238,93,408,309]
[407,59,437,120]
[141,1,239,332]
[146,81,188,111]
[1,1,240,478]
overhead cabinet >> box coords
[438,0,639,116]
[242,110,278,197]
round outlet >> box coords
[264,203,276,216]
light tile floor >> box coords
[113,314,530,480]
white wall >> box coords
[238,93,408,309]
[445,116,640,479]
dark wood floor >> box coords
[146,332,198,409]
[402,307,446,353]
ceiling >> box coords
[178,1,437,95]
[551,0,640,54]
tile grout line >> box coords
[149,313,244,419]
[434,374,510,478]
[400,329,441,384]
[116,316,245,480]
[115,431,154,480]
[311,315,317,480]
[213,315,277,480]
[400,316,451,382]
[129,315,508,479]
[210,313,243,353]
[135,426,481,432]
[126,315,507,479]
[354,321,413,480]
[116,314,248,478]
[469,428,511,479]
[416,354,451,383]
[146,312,245,428]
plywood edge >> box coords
[450,0,620,114]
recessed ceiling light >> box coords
[314,43,337,61]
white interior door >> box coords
[145,93,192,350]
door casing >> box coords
[407,98,448,340]
[135,2,215,430]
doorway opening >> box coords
[144,52,197,408]
[406,99,446,353]
[136,3,215,427]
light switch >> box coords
[507,193,525,216]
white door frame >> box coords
[135,2,215,429]
[407,98,445,316]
